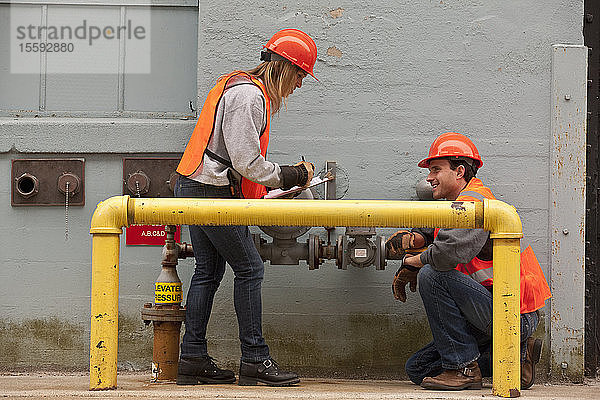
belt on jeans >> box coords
[177,173,239,197]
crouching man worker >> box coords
[387,132,551,391]
[173,29,318,387]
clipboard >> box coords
[264,174,334,199]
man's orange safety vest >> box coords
[434,178,552,313]
[176,71,270,199]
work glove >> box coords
[386,230,415,259]
[392,256,420,302]
[280,161,314,190]
[294,160,314,187]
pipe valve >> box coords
[141,225,186,382]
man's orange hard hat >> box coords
[418,132,483,168]
[263,28,318,80]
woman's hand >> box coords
[294,161,314,187]
[280,161,314,190]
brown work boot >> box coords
[421,361,482,390]
[522,338,543,390]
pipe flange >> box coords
[308,234,321,270]
[15,173,39,198]
[141,304,186,322]
[375,235,386,270]
[336,235,348,270]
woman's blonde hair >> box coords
[245,61,301,114]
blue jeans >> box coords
[405,264,539,384]
[175,176,270,363]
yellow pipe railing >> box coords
[90,196,522,397]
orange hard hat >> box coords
[262,28,318,80]
[418,132,483,168]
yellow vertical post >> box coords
[90,233,120,390]
[89,195,128,390]
[491,238,521,397]
[484,199,523,398]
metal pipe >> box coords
[89,196,522,397]
[484,200,523,398]
[492,238,522,397]
[152,320,182,380]
[90,233,120,390]
[90,196,128,391]
[126,197,480,229]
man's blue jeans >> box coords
[175,176,270,363]
[405,264,539,384]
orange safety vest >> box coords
[433,178,552,313]
[176,71,270,199]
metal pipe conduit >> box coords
[125,197,483,228]
[89,195,522,397]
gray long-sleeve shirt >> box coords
[414,227,492,271]
[189,75,283,188]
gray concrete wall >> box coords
[0,0,585,380]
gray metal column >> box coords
[550,44,588,382]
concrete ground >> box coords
[0,373,599,400]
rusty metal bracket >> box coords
[122,157,181,198]
[11,158,85,206]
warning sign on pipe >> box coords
[155,282,183,304]
[126,225,181,246]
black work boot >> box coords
[176,356,236,385]
[238,358,300,386]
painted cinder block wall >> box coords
[0,0,585,379]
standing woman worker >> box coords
[174,29,318,387]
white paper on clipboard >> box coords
[264,175,333,199]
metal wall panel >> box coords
[45,73,120,111]
[3,0,197,5]
[1,3,197,114]
[550,44,588,382]
[123,7,197,113]
[0,4,42,111]
[44,5,120,111]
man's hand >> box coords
[386,230,415,259]
[294,161,314,188]
[392,256,420,302]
